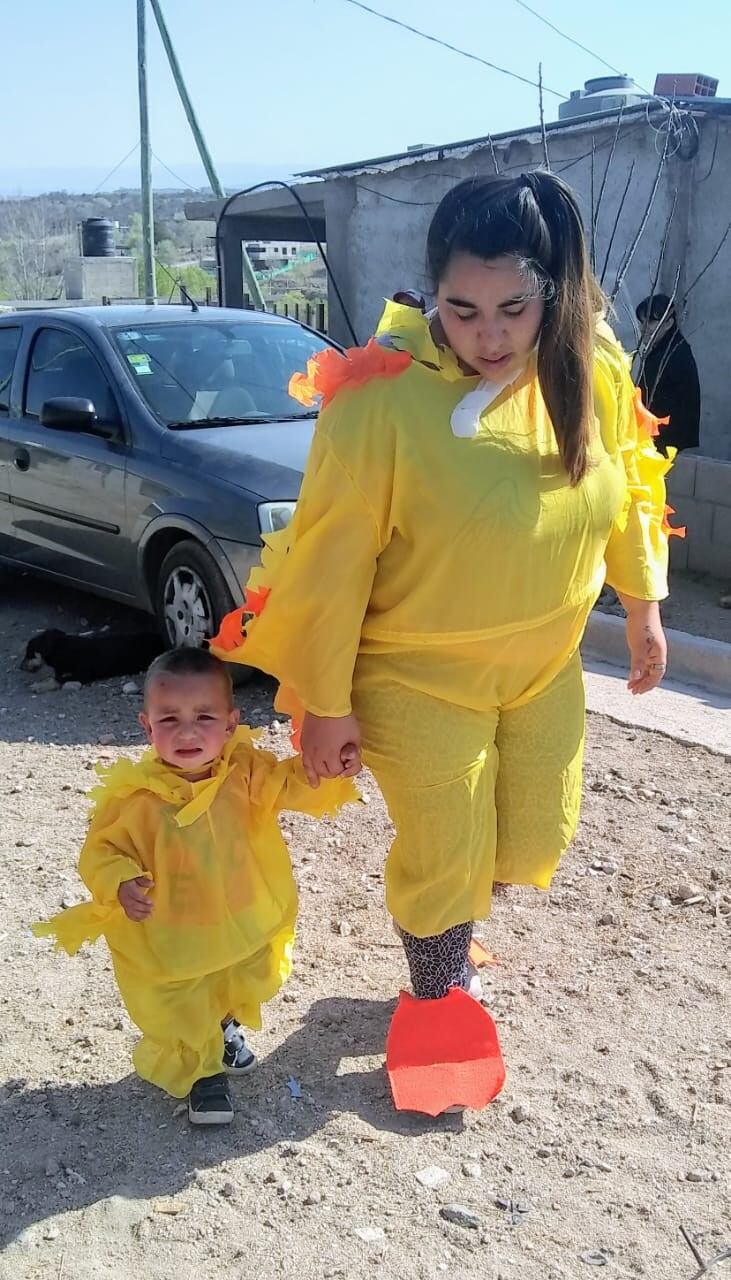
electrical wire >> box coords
[556,118,647,175]
[214,181,359,344]
[644,102,700,158]
[335,0,566,98]
[509,0,625,79]
[92,143,140,194]
[152,151,198,190]
[356,185,438,206]
[506,0,655,98]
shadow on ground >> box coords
[0,997,462,1248]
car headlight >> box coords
[258,501,296,534]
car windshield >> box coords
[111,317,330,426]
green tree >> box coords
[127,212,143,257]
[149,260,217,302]
[156,239,178,265]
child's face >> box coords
[139,673,239,776]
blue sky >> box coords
[5,0,729,191]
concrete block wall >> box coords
[667,454,731,580]
[63,257,139,302]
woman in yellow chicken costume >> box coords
[212,172,681,1114]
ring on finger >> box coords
[649,662,666,671]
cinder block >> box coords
[687,537,731,580]
[671,496,713,542]
[712,504,731,548]
[666,455,697,498]
[694,457,731,508]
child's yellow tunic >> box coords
[213,306,675,939]
[34,728,356,1097]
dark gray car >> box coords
[0,305,331,644]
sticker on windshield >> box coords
[127,352,153,376]
[120,330,142,340]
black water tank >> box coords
[81,218,116,258]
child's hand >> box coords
[301,712,361,788]
[340,743,362,778]
[118,876,154,922]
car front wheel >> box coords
[155,539,235,649]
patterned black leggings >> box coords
[399,922,473,1000]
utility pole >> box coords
[137,0,157,303]
[148,0,265,309]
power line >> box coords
[214,181,359,344]
[92,143,140,194]
[336,0,566,98]
[507,0,655,98]
[510,0,623,76]
[151,150,198,190]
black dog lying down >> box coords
[21,628,165,684]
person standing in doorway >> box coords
[636,294,701,455]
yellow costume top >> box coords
[34,727,356,977]
[212,303,679,720]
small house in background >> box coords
[187,74,731,577]
[245,241,309,270]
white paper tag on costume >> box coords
[451,379,505,437]
[450,370,525,438]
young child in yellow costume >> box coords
[34,648,358,1125]
[212,172,683,1114]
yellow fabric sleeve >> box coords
[241,394,394,717]
[248,749,359,817]
[78,796,146,907]
[33,794,144,955]
[600,344,671,602]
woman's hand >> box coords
[300,712,362,788]
[619,596,668,695]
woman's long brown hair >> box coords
[427,171,601,485]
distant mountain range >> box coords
[0,160,301,197]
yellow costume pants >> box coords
[112,930,294,1098]
[353,652,585,938]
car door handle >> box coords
[13,449,30,472]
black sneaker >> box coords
[188,1073,234,1125]
[222,1018,257,1076]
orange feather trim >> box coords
[289,338,412,410]
[662,504,686,538]
[633,386,670,440]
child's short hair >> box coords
[144,646,234,706]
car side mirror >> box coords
[40,397,120,440]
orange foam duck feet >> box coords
[386,988,506,1116]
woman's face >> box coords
[436,252,545,382]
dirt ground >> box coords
[596,568,731,645]
[0,568,730,1280]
